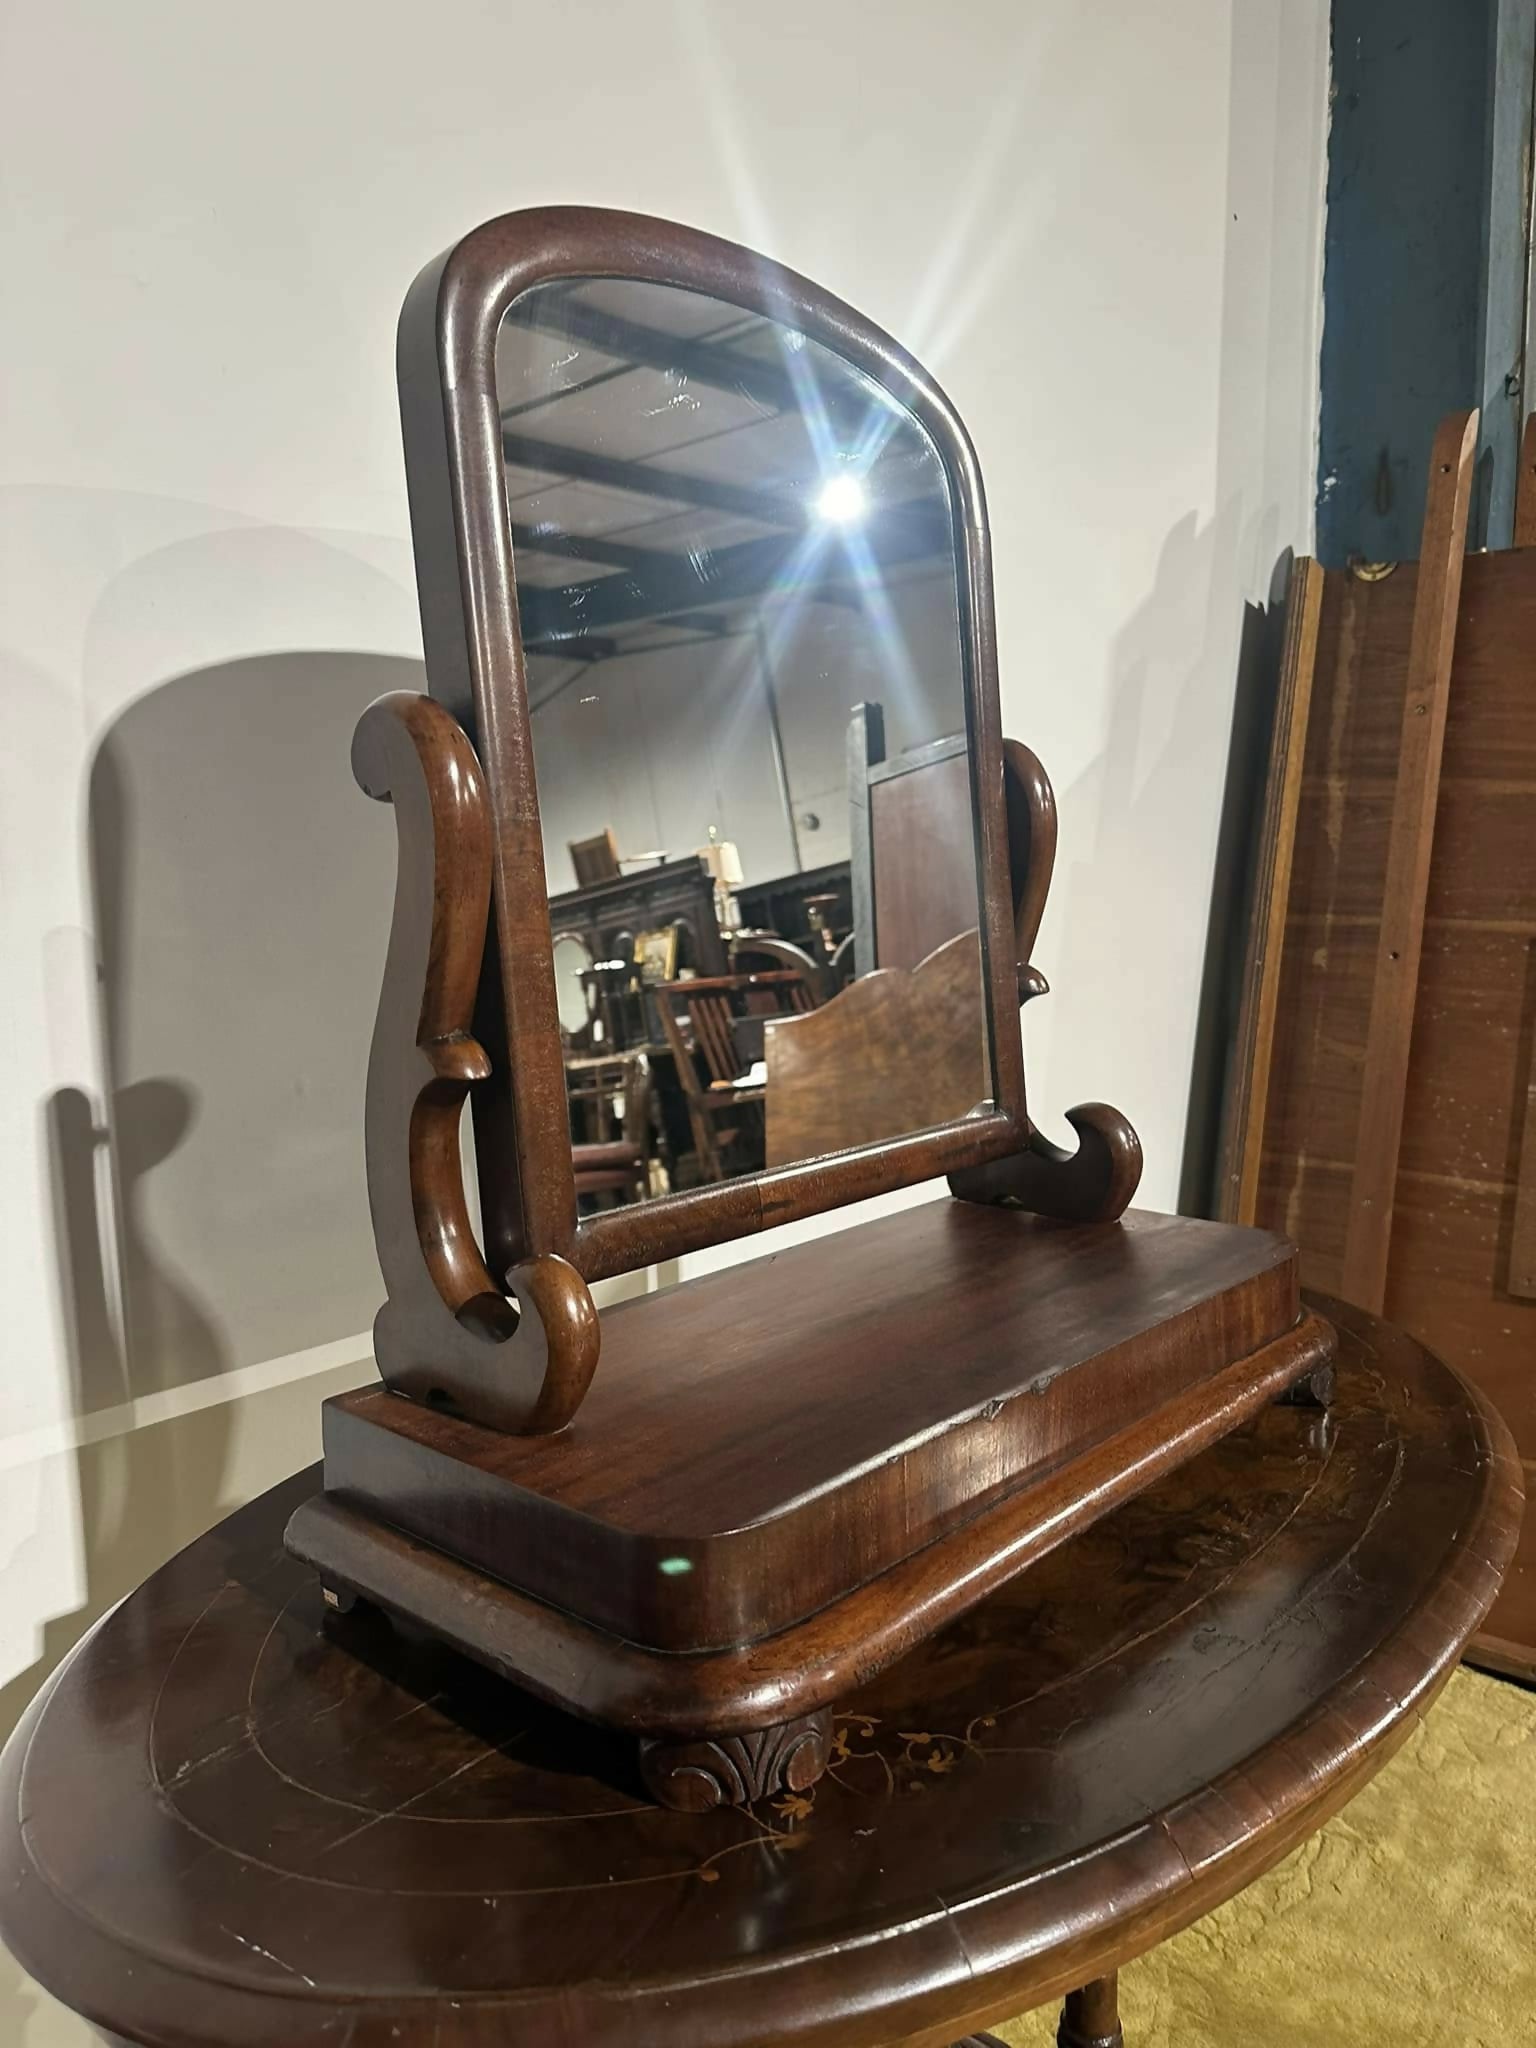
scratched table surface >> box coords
[0,1296,1520,2048]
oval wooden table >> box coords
[1,1297,1520,2048]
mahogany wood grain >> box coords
[4,1299,1518,2048]
[287,1301,1331,1743]
[764,931,987,1165]
[1340,408,1477,1311]
[350,691,597,1434]
[293,1205,1317,1656]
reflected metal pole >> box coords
[752,615,803,873]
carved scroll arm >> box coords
[951,740,1142,1223]
[353,691,597,1434]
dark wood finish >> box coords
[1003,737,1058,1006]
[548,856,726,977]
[869,740,975,971]
[765,932,986,1165]
[948,1102,1144,1224]
[734,858,852,959]
[946,744,1140,1222]
[567,826,621,887]
[1228,419,1536,1675]
[1341,408,1478,1311]
[395,206,1040,1293]
[1057,1976,1123,2048]
[847,704,976,976]
[350,690,597,1434]
[6,1301,1519,2048]
[729,930,831,1003]
[638,1712,832,1812]
[288,1207,1334,1782]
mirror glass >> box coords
[496,277,990,1206]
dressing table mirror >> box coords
[288,208,1335,1810]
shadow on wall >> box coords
[2,652,418,1754]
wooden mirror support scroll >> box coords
[288,208,1337,1810]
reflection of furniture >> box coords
[765,930,986,1167]
[567,827,621,887]
[10,1299,1518,2048]
[566,1051,652,1206]
[655,970,813,1183]
[548,856,726,1050]
[734,858,852,958]
[728,929,829,1003]
[849,703,975,973]
[551,930,594,1042]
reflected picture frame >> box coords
[396,205,1030,1287]
[632,926,679,988]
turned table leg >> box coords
[1057,1972,1124,2048]
[948,1970,1123,2048]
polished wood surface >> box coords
[5,1300,1519,2048]
[395,206,1041,1287]
[1340,408,1477,1311]
[288,1298,1329,1748]
[350,690,598,1435]
[765,931,987,1165]
[299,1206,1306,1643]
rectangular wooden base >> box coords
[287,1203,1335,1767]
[286,1300,1333,1744]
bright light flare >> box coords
[815,474,868,524]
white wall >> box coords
[0,1,1327,2036]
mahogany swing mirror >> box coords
[288,207,1335,1811]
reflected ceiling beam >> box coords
[511,295,795,413]
[530,637,617,663]
[502,428,805,529]
[508,520,677,579]
[518,507,950,652]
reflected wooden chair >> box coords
[568,1052,652,1207]
[727,931,828,1006]
[655,971,812,1182]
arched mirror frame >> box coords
[396,206,1030,1288]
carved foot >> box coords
[949,1103,1142,1223]
[1277,1360,1336,1409]
[638,1711,832,1812]
[1058,1973,1123,2048]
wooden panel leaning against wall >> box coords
[1206,408,1536,1680]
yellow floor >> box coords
[998,1669,1536,2048]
